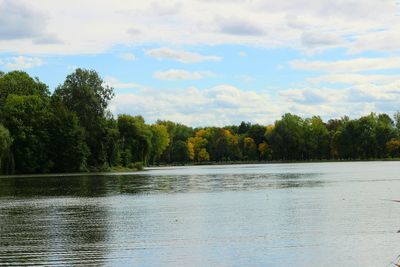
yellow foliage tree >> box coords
[197,148,210,161]
[243,137,257,160]
[187,130,209,162]
[258,142,269,160]
[386,139,400,157]
[187,141,195,161]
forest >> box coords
[0,69,400,174]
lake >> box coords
[1,162,400,266]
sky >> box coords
[1,0,400,126]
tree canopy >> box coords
[0,68,400,174]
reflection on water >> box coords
[0,172,322,197]
[0,162,400,266]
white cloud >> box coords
[153,69,214,81]
[348,27,400,54]
[290,57,400,73]
[118,53,135,61]
[0,0,62,47]
[110,85,282,126]
[109,81,400,126]
[104,76,142,89]
[146,48,221,63]
[277,82,400,119]
[216,16,265,36]
[300,31,345,51]
[0,0,47,40]
[0,0,398,54]
[308,74,400,85]
[280,88,339,105]
[33,33,63,45]
[1,56,43,70]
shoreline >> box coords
[1,158,399,178]
[150,158,400,167]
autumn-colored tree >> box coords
[386,139,400,158]
[187,141,195,161]
[197,148,210,161]
[242,137,257,160]
[187,130,209,162]
[258,142,269,160]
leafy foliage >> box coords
[1,69,399,174]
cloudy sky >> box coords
[1,0,400,126]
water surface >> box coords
[1,162,400,266]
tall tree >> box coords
[54,69,114,168]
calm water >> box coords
[1,162,400,266]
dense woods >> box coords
[0,69,400,174]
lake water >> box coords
[1,162,400,266]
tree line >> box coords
[0,69,399,174]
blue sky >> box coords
[1,0,400,126]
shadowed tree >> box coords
[304,116,330,159]
[267,113,305,160]
[48,96,89,172]
[3,95,52,173]
[0,124,12,174]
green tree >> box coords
[150,124,170,164]
[54,69,114,168]
[118,115,152,165]
[238,121,251,134]
[3,95,52,173]
[326,119,344,159]
[171,140,190,162]
[247,124,266,145]
[304,116,329,159]
[0,71,49,107]
[157,121,193,163]
[203,128,231,161]
[48,96,89,172]
[394,111,400,136]
[103,118,121,167]
[375,114,396,158]
[267,113,305,160]
[0,124,12,174]
[334,117,359,159]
